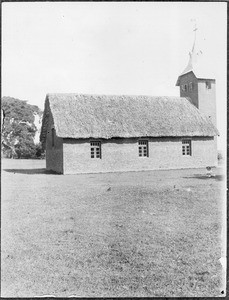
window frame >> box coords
[182,139,192,156]
[90,141,101,159]
[205,81,211,89]
[138,140,149,157]
[189,82,193,91]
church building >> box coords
[40,34,219,175]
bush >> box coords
[14,139,36,159]
[35,143,45,159]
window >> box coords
[182,139,191,156]
[205,81,211,89]
[138,140,149,157]
[51,128,55,147]
[181,84,187,92]
[189,82,194,91]
[90,141,101,158]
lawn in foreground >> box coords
[1,159,225,297]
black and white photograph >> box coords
[1,2,227,297]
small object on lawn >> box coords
[206,166,214,177]
[107,187,111,191]
[187,188,191,192]
[174,185,176,188]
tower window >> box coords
[90,141,101,159]
[182,139,192,156]
[189,82,194,91]
[181,84,187,92]
[138,140,149,157]
[206,81,211,89]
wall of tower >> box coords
[178,73,217,129]
[179,72,199,108]
[197,80,217,127]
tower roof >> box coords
[176,25,215,85]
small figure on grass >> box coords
[206,166,215,178]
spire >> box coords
[192,23,198,52]
[176,22,215,86]
[181,22,201,76]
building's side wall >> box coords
[46,114,63,173]
[197,80,217,127]
[63,137,217,174]
[179,72,199,108]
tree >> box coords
[2,96,43,159]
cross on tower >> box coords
[193,24,198,32]
[192,23,198,52]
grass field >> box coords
[1,159,226,297]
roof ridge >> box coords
[47,93,184,99]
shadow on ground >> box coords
[3,168,60,175]
[183,174,224,181]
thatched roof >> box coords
[40,93,218,143]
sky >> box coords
[2,2,227,151]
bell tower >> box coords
[176,24,217,127]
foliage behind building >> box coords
[2,96,44,159]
